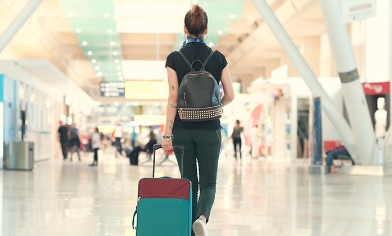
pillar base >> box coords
[337,165,392,176]
[309,165,328,175]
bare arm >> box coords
[220,66,235,107]
[162,67,179,151]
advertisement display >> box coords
[125,81,168,100]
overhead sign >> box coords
[362,82,390,95]
[100,82,125,97]
[342,0,377,23]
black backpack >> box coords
[177,50,222,122]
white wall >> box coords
[270,77,343,142]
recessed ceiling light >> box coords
[192,0,197,3]
[114,59,120,64]
[96,71,103,77]
[110,41,116,46]
[107,28,113,34]
[119,76,123,81]
[87,51,93,55]
[82,41,88,46]
[230,14,236,19]
[116,66,121,70]
[76,28,82,33]
[118,72,122,76]
[67,12,74,17]
[113,51,118,56]
[103,13,110,18]
[91,59,97,63]
[208,42,214,47]
[95,66,100,70]
[218,30,223,35]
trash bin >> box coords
[3,141,34,171]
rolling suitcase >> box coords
[132,144,192,236]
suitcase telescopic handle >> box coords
[152,144,184,178]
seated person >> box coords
[127,131,157,162]
[326,145,353,172]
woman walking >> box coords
[231,120,244,160]
[162,5,235,236]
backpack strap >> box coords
[177,51,192,70]
[178,50,215,71]
[203,50,215,67]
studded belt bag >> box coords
[178,105,223,122]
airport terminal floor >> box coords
[1,147,392,236]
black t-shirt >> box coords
[165,43,228,130]
[58,126,69,143]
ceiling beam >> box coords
[227,0,318,69]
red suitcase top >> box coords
[138,178,191,200]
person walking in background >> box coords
[113,122,124,157]
[89,127,101,166]
[162,4,235,236]
[58,121,69,160]
[231,120,244,160]
[130,128,137,148]
[68,123,81,161]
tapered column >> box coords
[252,0,360,163]
[319,0,376,165]
[0,0,43,54]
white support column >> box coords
[0,0,43,54]
[252,0,361,163]
[319,0,377,165]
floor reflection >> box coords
[0,149,391,235]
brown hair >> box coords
[184,5,208,39]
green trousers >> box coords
[173,129,221,224]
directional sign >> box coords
[342,0,377,23]
[100,82,125,97]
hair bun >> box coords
[190,5,203,16]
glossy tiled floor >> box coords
[1,147,392,236]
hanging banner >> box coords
[311,97,323,165]
[341,0,377,23]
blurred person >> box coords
[325,144,353,172]
[130,128,137,148]
[127,131,157,165]
[114,122,124,157]
[58,121,69,160]
[89,127,101,166]
[68,123,81,161]
[162,5,235,236]
[231,120,244,160]
[250,124,260,158]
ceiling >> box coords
[0,0,326,102]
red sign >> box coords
[362,82,390,95]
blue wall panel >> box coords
[1,74,17,142]
[0,74,4,102]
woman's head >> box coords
[235,120,240,125]
[95,127,99,133]
[184,5,208,39]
